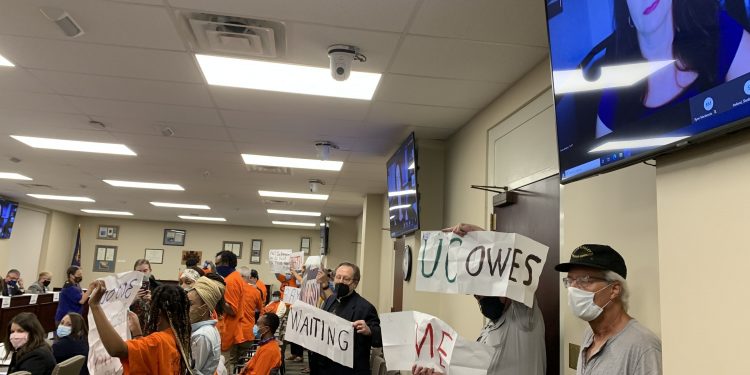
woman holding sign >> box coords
[88,282,193,375]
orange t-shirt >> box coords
[123,329,181,375]
[255,279,267,302]
[262,301,280,315]
[242,283,263,341]
[240,340,281,375]
[219,271,246,351]
[275,274,297,299]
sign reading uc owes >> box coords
[417,231,548,307]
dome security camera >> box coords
[308,179,325,193]
[327,44,366,81]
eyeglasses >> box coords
[562,275,608,288]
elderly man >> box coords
[309,262,381,375]
[1,269,24,296]
[555,244,661,375]
[27,271,52,294]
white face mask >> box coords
[567,283,613,321]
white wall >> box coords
[2,206,48,281]
[38,210,77,288]
[325,216,358,271]
[656,132,750,374]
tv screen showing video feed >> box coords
[0,199,19,239]
[387,132,419,238]
[547,0,750,183]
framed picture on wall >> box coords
[144,248,164,264]
[223,241,243,258]
[93,245,117,272]
[250,239,262,264]
[97,225,119,240]
[300,237,311,255]
[163,229,186,246]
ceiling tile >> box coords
[390,35,548,83]
[0,36,202,82]
[410,0,549,47]
[0,68,54,93]
[367,101,475,129]
[0,91,80,114]
[375,74,506,109]
[65,97,224,126]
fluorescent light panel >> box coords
[389,204,411,211]
[104,180,184,191]
[27,194,94,202]
[258,190,328,200]
[267,209,321,217]
[10,135,136,156]
[0,173,32,181]
[179,215,226,222]
[0,54,14,67]
[272,221,316,227]
[81,209,133,216]
[388,189,416,197]
[589,136,689,153]
[150,202,210,210]
[196,54,381,100]
[242,154,343,171]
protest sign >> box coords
[417,231,548,307]
[88,271,142,375]
[290,252,304,271]
[285,300,354,368]
[269,249,293,273]
[381,311,493,375]
[282,286,301,304]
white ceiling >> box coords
[0,0,549,227]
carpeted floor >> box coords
[282,345,309,375]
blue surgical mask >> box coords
[7,280,16,287]
[272,297,280,302]
[253,325,260,338]
[57,325,72,338]
[284,273,292,280]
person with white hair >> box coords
[555,244,661,375]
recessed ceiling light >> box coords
[150,202,210,210]
[388,189,416,197]
[272,221,317,227]
[0,54,14,67]
[81,209,133,216]
[10,135,136,156]
[267,209,321,217]
[27,194,94,202]
[258,190,328,200]
[103,180,184,191]
[0,173,32,181]
[196,54,381,100]
[178,215,226,222]
[389,204,411,211]
[242,154,343,171]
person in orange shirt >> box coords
[249,270,267,304]
[240,313,281,375]
[262,291,287,318]
[241,267,265,324]
[239,267,263,343]
[88,281,193,375]
[274,271,297,300]
[215,251,248,373]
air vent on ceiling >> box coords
[19,183,54,189]
[245,164,292,175]
[184,12,286,58]
[262,199,293,206]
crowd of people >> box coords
[1,224,662,375]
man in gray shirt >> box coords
[555,244,661,375]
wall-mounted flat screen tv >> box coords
[547,0,750,183]
[387,132,419,238]
[0,199,19,239]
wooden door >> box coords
[392,238,405,312]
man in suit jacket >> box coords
[309,262,381,375]
[1,269,24,296]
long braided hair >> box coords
[146,285,193,374]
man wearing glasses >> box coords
[555,244,661,375]
[309,262,381,375]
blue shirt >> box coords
[55,284,83,322]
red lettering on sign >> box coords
[415,323,434,358]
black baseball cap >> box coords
[554,244,627,279]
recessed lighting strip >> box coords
[267,209,321,217]
[178,215,226,222]
[272,221,316,227]
[0,173,32,181]
[104,180,184,191]
[81,209,133,216]
[11,135,136,156]
[151,202,210,210]
[258,190,328,200]
[242,154,343,171]
[27,194,94,202]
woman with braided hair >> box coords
[88,281,193,375]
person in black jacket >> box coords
[309,262,382,375]
[3,312,56,375]
[1,269,25,296]
[52,312,89,375]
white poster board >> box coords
[269,249,293,273]
[282,286,301,304]
[381,311,494,375]
[87,271,143,375]
[285,300,354,368]
[417,231,548,307]
[290,252,305,271]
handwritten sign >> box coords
[285,300,353,368]
[290,252,304,271]
[417,231,548,307]
[282,286,301,304]
[87,271,142,375]
[381,311,494,375]
[269,249,293,273]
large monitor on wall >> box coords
[387,132,419,238]
[547,0,750,183]
[0,199,18,239]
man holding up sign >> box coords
[413,223,546,375]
